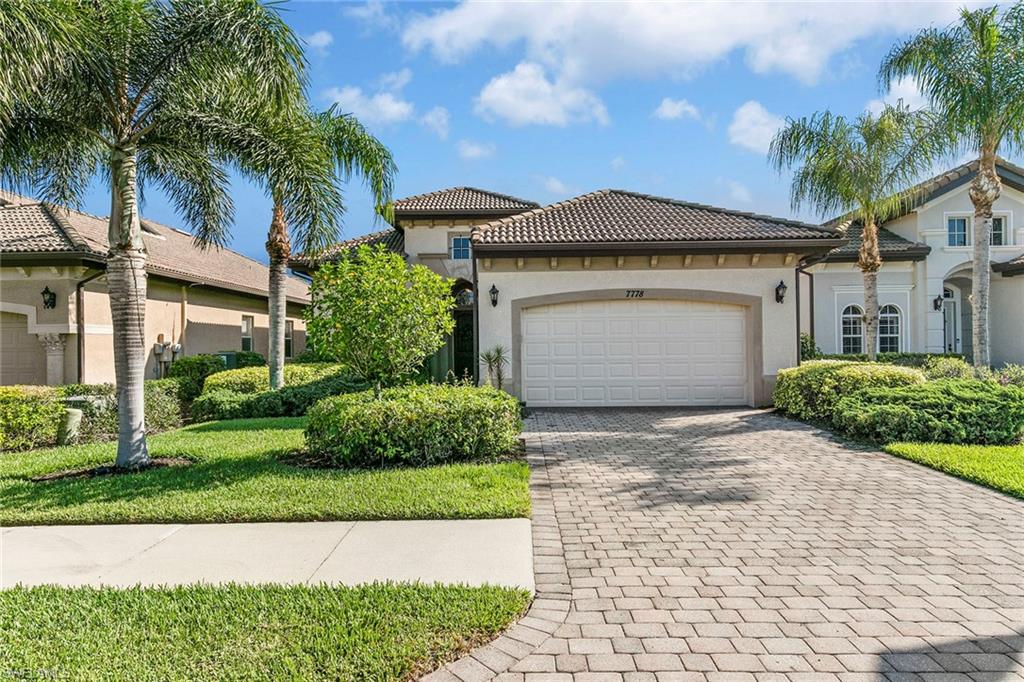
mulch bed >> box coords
[30,457,193,483]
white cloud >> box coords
[403,3,963,86]
[474,62,609,127]
[866,76,928,115]
[346,0,398,31]
[378,68,413,92]
[610,156,625,171]
[306,30,333,55]
[728,101,784,155]
[653,97,700,121]
[542,176,571,194]
[457,139,495,160]
[419,106,450,139]
[726,180,753,204]
[323,86,414,125]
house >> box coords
[293,187,843,407]
[0,192,309,386]
[803,159,1024,366]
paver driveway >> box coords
[431,408,1024,681]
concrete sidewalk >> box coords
[0,519,533,590]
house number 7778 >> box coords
[625,289,645,298]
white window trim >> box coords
[839,304,865,355]
[991,211,1013,246]
[449,233,473,260]
[944,212,971,247]
[878,304,903,354]
[941,210,1015,249]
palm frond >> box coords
[316,107,398,221]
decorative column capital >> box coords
[38,332,66,354]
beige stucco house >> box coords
[803,159,1024,366]
[0,192,309,386]
[294,187,843,407]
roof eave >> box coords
[822,245,932,263]
[393,208,535,220]
[993,261,1024,277]
[472,238,846,258]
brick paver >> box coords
[425,408,1024,681]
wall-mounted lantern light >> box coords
[932,295,944,311]
[774,280,788,304]
[489,284,499,307]
[41,286,57,309]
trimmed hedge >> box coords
[996,363,1024,387]
[201,363,345,395]
[191,373,366,421]
[774,360,926,423]
[167,354,226,400]
[834,380,1024,445]
[922,356,974,380]
[305,384,522,468]
[235,351,266,368]
[817,352,962,367]
[0,386,65,451]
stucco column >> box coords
[38,333,66,385]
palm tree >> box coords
[881,4,1024,367]
[0,1,340,468]
[260,108,396,391]
[768,105,944,360]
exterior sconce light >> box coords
[41,286,57,309]
[774,280,788,304]
[489,284,499,307]
[932,295,944,311]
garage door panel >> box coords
[521,299,748,407]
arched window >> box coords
[841,305,864,354]
[878,305,901,353]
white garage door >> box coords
[521,299,748,406]
[0,312,46,385]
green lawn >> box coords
[0,583,530,681]
[0,418,531,525]
[884,442,1024,499]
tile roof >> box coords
[993,253,1024,276]
[393,187,539,215]
[472,189,840,249]
[290,227,405,270]
[824,221,930,262]
[0,197,310,303]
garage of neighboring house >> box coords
[0,311,46,385]
[473,190,843,408]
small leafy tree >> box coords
[307,244,455,392]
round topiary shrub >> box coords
[0,385,65,451]
[201,363,345,395]
[166,354,226,400]
[305,384,522,468]
[922,356,974,380]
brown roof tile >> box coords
[993,253,1024,276]
[393,186,538,215]
[472,189,839,249]
[0,198,310,303]
[825,221,930,262]
[291,227,404,269]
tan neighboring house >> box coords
[295,187,842,407]
[0,192,308,386]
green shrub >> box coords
[167,354,226,400]
[774,360,925,423]
[289,348,327,364]
[202,363,345,395]
[234,351,266,368]
[996,363,1024,387]
[818,352,962,367]
[191,373,366,421]
[923,356,974,380]
[305,384,522,468]
[799,332,820,361]
[0,386,65,451]
[56,379,185,442]
[834,380,1024,445]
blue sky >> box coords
[78,1,1019,264]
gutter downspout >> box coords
[75,269,105,383]
[471,251,479,385]
[795,254,829,365]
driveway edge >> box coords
[421,428,570,682]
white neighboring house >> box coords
[803,159,1024,366]
[294,187,843,408]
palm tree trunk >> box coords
[859,218,883,361]
[266,200,290,391]
[108,146,150,468]
[969,147,999,368]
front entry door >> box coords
[452,310,475,381]
[943,299,959,353]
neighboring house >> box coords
[803,159,1024,366]
[294,187,842,407]
[0,192,309,386]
